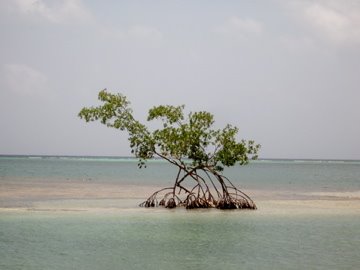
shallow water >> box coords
[1,156,360,193]
[1,156,360,269]
[1,210,359,270]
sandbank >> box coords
[1,179,359,216]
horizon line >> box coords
[0,154,359,162]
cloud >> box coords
[98,24,164,46]
[13,0,92,24]
[278,36,316,52]
[2,64,48,95]
[295,1,360,44]
[127,25,163,41]
[214,16,263,39]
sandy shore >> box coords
[1,200,360,218]
[1,180,360,215]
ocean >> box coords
[0,156,359,269]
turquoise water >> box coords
[1,211,359,270]
[1,156,360,269]
[1,155,360,192]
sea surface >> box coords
[0,156,360,270]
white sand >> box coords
[1,180,359,215]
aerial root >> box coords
[185,194,215,209]
[140,188,256,210]
[217,197,257,210]
[165,198,177,208]
[139,169,256,210]
[139,190,181,209]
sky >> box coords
[0,0,360,159]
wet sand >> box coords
[1,179,360,215]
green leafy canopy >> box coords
[79,89,260,171]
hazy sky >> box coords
[1,0,359,159]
